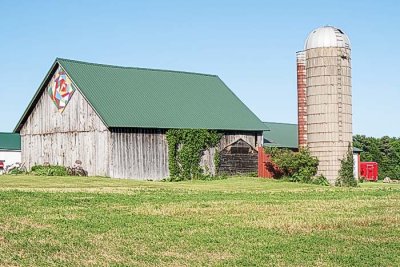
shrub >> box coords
[336,144,357,187]
[265,147,319,184]
[31,165,68,176]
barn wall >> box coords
[219,131,262,150]
[219,153,258,174]
[110,130,262,180]
[201,131,262,176]
[20,89,110,176]
[109,128,169,180]
[218,139,259,175]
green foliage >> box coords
[31,165,68,176]
[311,174,330,186]
[265,147,319,184]
[336,144,357,187]
[353,135,400,179]
[166,129,221,181]
[247,172,259,177]
[213,149,220,174]
[195,173,228,181]
[7,168,26,175]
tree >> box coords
[353,135,400,179]
[336,144,357,187]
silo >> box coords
[302,26,352,184]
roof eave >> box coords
[109,125,267,131]
[264,144,298,149]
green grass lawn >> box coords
[0,175,399,266]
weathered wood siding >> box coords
[219,139,258,174]
[219,131,262,150]
[109,128,169,180]
[199,147,217,176]
[201,131,263,176]
[20,89,110,176]
[110,130,263,180]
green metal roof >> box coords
[0,133,21,151]
[263,122,362,153]
[263,122,298,149]
[15,58,266,132]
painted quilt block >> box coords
[47,67,75,112]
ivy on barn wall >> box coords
[166,129,221,181]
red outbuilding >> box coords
[360,162,379,181]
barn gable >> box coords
[18,63,109,176]
[20,66,108,135]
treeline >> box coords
[353,135,400,179]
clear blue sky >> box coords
[1,0,399,137]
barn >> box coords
[14,58,266,179]
[0,133,21,170]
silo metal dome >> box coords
[305,26,351,50]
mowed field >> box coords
[0,176,399,267]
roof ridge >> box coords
[56,58,218,78]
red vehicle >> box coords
[360,162,378,181]
[0,160,4,170]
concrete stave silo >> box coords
[298,26,352,184]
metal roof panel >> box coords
[54,58,267,131]
[0,133,21,151]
